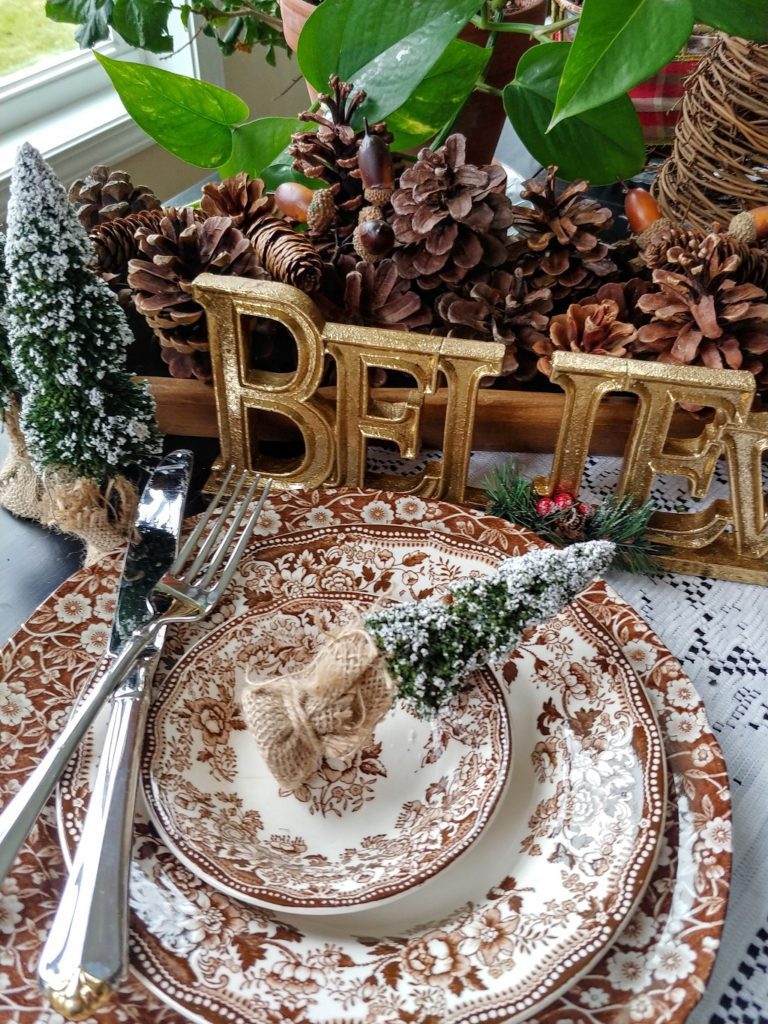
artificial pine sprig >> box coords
[485,462,659,575]
[364,540,614,714]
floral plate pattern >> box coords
[59,492,668,1024]
[0,489,730,1024]
[142,584,513,912]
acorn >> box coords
[274,182,336,234]
[728,207,768,244]
[306,189,336,234]
[358,204,383,224]
[274,181,313,221]
[352,218,395,262]
[624,187,662,234]
[358,119,394,206]
[624,187,672,250]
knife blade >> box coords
[38,448,193,1020]
[0,450,193,889]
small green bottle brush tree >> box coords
[0,144,162,561]
[241,539,614,790]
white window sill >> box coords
[0,89,153,220]
[0,19,224,222]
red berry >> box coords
[577,501,593,516]
[554,492,574,510]
[536,497,555,516]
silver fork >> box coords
[0,470,271,896]
[36,467,271,1019]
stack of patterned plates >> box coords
[2,488,730,1024]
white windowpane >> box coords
[0,0,78,82]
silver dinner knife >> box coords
[0,451,196,889]
[38,448,193,1020]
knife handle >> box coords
[0,625,155,886]
[38,661,154,1021]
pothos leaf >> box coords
[95,54,249,167]
[386,38,489,151]
[111,0,174,52]
[297,0,481,125]
[504,43,646,184]
[218,117,321,191]
[692,0,768,41]
[552,0,694,125]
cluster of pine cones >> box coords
[70,75,768,396]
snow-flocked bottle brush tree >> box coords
[2,143,162,560]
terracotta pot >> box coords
[279,0,316,53]
[279,0,319,100]
[453,0,549,165]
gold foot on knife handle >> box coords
[41,968,113,1021]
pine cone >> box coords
[534,299,637,377]
[90,209,170,279]
[578,278,653,326]
[510,166,616,301]
[635,234,768,381]
[200,173,274,230]
[335,256,432,332]
[201,172,323,289]
[290,76,393,245]
[68,165,161,229]
[435,270,552,380]
[246,218,323,292]
[127,211,265,380]
[644,225,768,292]
[390,134,513,291]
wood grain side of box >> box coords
[138,376,703,455]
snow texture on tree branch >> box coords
[4,143,161,479]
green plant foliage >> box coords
[46,0,287,56]
[297,0,481,125]
[692,0,768,42]
[95,54,249,167]
[552,0,694,126]
[111,0,173,52]
[386,38,489,151]
[218,117,318,188]
[503,43,646,184]
[45,0,112,49]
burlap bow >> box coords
[241,618,395,791]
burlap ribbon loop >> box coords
[241,617,395,791]
[0,396,139,565]
[42,471,139,566]
[0,397,46,522]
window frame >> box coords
[0,13,224,217]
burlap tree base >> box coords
[0,397,138,566]
[0,398,45,522]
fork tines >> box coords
[156,469,272,612]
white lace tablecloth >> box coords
[369,446,768,1024]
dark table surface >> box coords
[0,430,219,645]
[0,431,82,643]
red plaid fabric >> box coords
[629,58,701,144]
